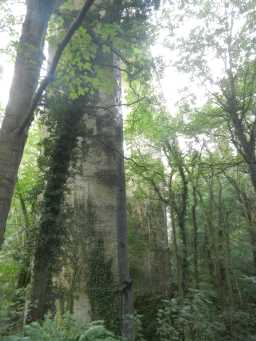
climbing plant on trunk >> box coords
[0,0,94,246]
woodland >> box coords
[0,0,256,340]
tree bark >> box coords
[191,186,199,289]
[170,207,183,297]
[225,173,256,272]
[175,151,189,294]
[0,0,56,245]
[0,0,95,246]
[114,55,134,341]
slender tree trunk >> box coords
[16,191,31,289]
[245,202,256,272]
[248,161,256,193]
[225,173,256,272]
[224,215,234,306]
[170,207,183,297]
[0,0,95,245]
[249,226,256,271]
[0,0,56,245]
[244,205,256,272]
[177,176,189,293]
[198,187,215,287]
[216,224,227,307]
[177,154,189,294]
[191,186,199,289]
[207,178,227,307]
[204,225,215,286]
[178,213,188,295]
[114,56,134,341]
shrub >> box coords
[156,290,225,341]
[3,314,120,341]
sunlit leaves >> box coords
[52,26,97,100]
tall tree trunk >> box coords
[225,173,256,272]
[243,205,256,273]
[249,225,256,271]
[248,162,256,193]
[191,186,199,289]
[244,203,256,273]
[204,225,215,287]
[197,186,216,288]
[16,191,31,289]
[170,207,183,297]
[177,163,189,294]
[216,182,228,308]
[0,0,56,245]
[0,0,95,246]
[224,215,234,307]
[114,56,134,341]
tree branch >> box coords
[17,0,95,134]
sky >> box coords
[0,2,25,108]
[0,42,14,107]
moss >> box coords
[75,200,119,333]
[87,239,120,334]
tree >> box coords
[126,104,190,296]
[165,0,256,192]
[0,0,94,246]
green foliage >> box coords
[79,323,119,341]
[87,240,119,333]
[54,26,97,100]
[3,1,256,341]
[131,314,146,341]
[0,258,23,335]
[0,0,24,59]
[0,123,43,335]
[157,290,256,341]
[157,291,223,341]
[134,295,165,341]
[3,315,120,341]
